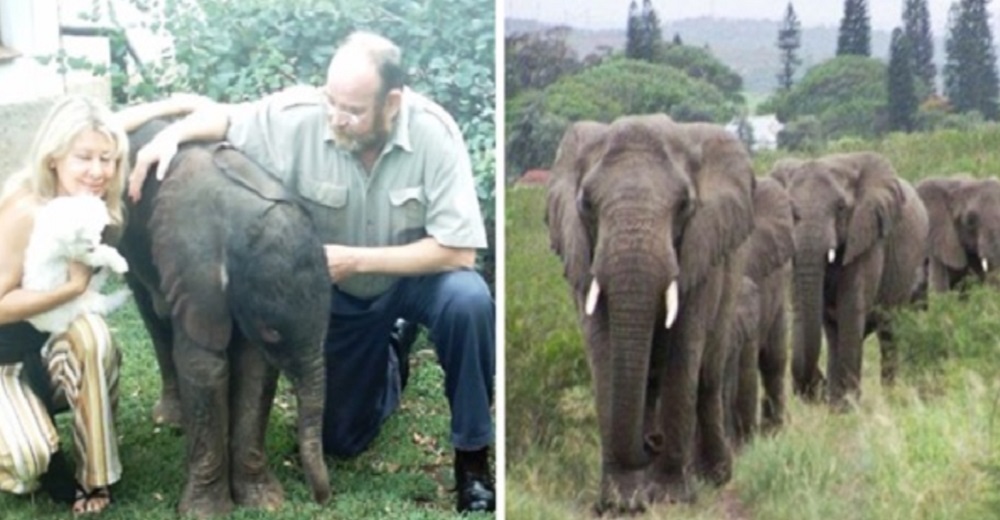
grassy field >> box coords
[0,297,486,519]
[505,125,1000,519]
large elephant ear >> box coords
[917,176,968,269]
[674,122,756,291]
[150,148,233,350]
[768,157,804,187]
[546,121,607,296]
[843,152,905,265]
[744,176,795,282]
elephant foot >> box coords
[178,480,234,519]
[232,468,285,511]
[594,470,651,516]
[694,449,732,487]
[152,395,183,429]
[793,373,826,403]
[645,470,695,505]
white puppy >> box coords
[22,195,131,334]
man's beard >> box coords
[332,107,391,153]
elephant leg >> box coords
[828,259,879,409]
[229,337,284,510]
[646,334,698,505]
[876,314,897,386]
[758,308,787,433]
[173,329,234,519]
[694,268,736,486]
[733,331,759,447]
[126,277,182,428]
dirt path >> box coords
[719,488,752,520]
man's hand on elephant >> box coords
[128,131,180,203]
[324,244,362,282]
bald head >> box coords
[326,31,405,98]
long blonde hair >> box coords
[2,95,128,229]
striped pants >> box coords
[0,314,122,494]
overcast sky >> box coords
[505,0,964,33]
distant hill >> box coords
[506,17,945,96]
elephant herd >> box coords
[544,113,998,513]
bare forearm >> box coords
[0,284,82,326]
[326,237,476,279]
[161,105,231,143]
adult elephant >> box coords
[119,119,331,518]
[725,177,794,447]
[771,152,928,407]
[546,114,755,512]
[916,175,1000,292]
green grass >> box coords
[506,125,1000,519]
[0,299,485,519]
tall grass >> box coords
[506,125,1000,519]
[0,298,482,519]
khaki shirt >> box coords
[226,86,488,299]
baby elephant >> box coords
[724,177,794,447]
[120,120,331,518]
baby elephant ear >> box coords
[843,154,904,265]
[917,178,968,270]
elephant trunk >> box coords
[791,252,826,399]
[292,355,331,504]
[599,231,675,472]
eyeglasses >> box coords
[323,98,366,127]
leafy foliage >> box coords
[625,0,663,62]
[74,0,496,287]
[776,2,802,92]
[542,57,737,124]
[766,55,887,141]
[654,44,745,102]
[903,0,937,96]
[505,27,582,99]
[944,0,999,120]
[837,0,871,57]
[888,28,918,132]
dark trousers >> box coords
[321,269,495,458]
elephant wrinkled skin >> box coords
[119,120,332,518]
[916,175,1000,293]
[724,177,794,447]
[546,114,755,512]
[771,152,928,408]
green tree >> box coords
[654,44,744,101]
[903,0,936,95]
[505,26,580,99]
[944,0,1000,120]
[837,0,871,56]
[625,0,662,62]
[777,2,802,91]
[888,28,919,132]
[764,55,887,140]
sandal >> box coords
[73,485,112,515]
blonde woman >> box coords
[0,93,207,514]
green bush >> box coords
[654,44,745,103]
[505,91,569,180]
[542,57,738,124]
[766,55,887,141]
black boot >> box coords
[454,447,495,513]
[389,318,419,391]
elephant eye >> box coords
[964,211,980,229]
[576,189,594,220]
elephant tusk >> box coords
[828,248,836,264]
[665,280,679,329]
[984,258,990,273]
[585,279,601,315]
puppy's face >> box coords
[37,195,110,254]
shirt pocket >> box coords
[388,186,427,243]
[296,177,349,242]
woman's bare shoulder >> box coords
[0,190,40,248]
